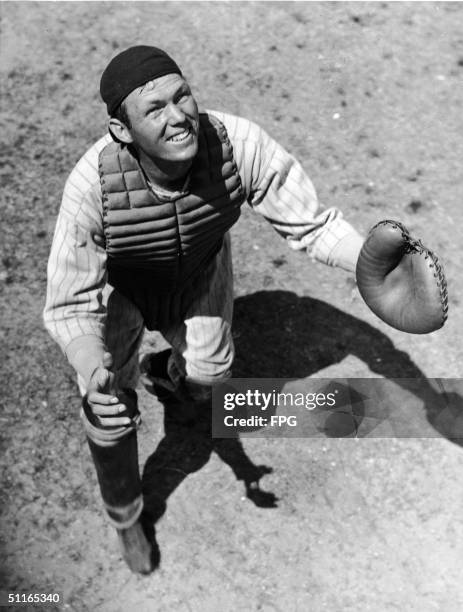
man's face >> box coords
[122,73,199,165]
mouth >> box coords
[167,126,194,143]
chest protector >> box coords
[99,113,245,328]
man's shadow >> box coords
[141,290,461,563]
[232,291,461,440]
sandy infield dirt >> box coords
[1,2,463,610]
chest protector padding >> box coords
[99,113,245,328]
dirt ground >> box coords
[1,1,463,610]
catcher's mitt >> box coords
[356,220,448,334]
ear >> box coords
[108,118,133,145]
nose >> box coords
[166,102,186,124]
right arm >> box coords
[43,138,131,425]
[43,161,108,388]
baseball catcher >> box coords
[44,45,447,574]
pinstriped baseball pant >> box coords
[81,234,234,527]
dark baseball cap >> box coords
[100,45,182,115]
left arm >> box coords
[211,110,364,273]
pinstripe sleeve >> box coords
[43,135,112,381]
[208,110,364,272]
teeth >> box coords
[170,129,190,142]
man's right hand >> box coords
[86,352,132,427]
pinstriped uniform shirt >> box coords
[44,110,364,377]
